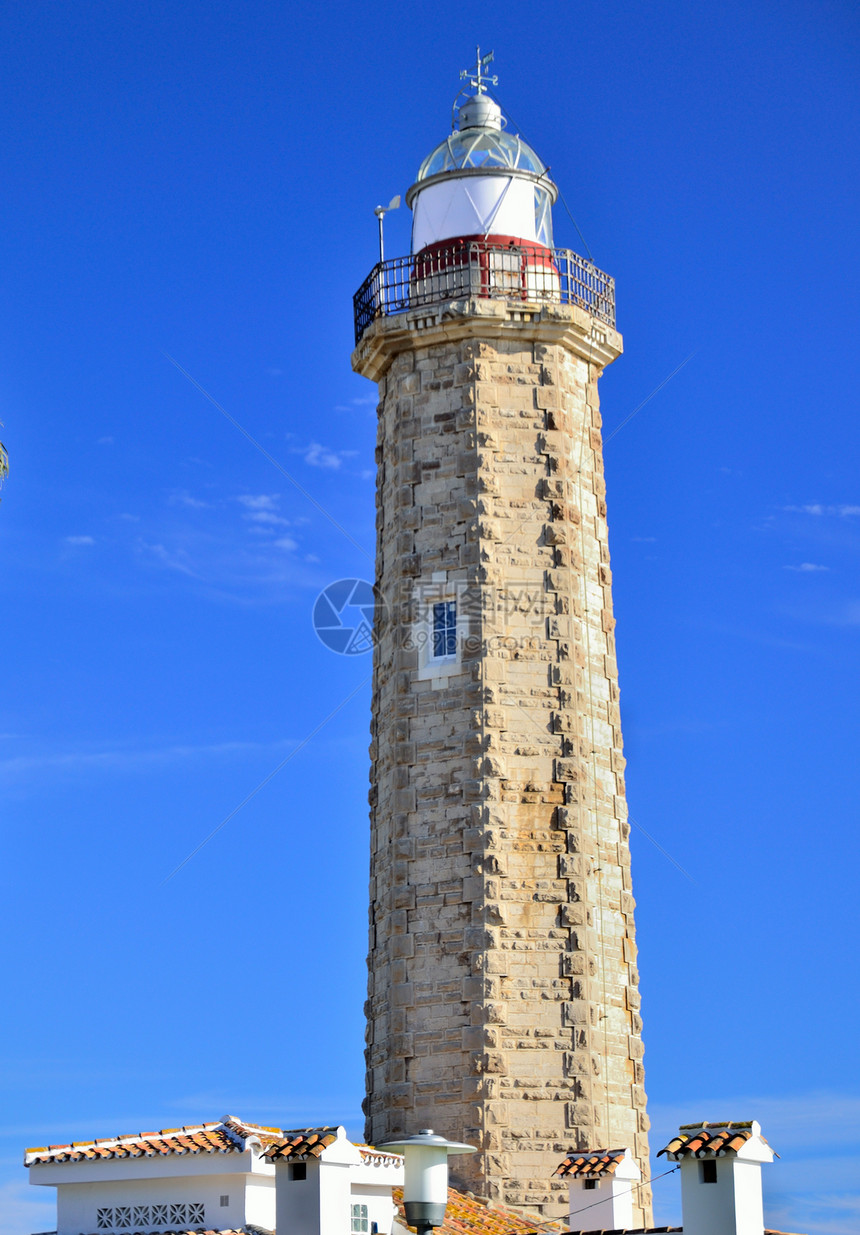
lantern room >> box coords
[406,79,557,255]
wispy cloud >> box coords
[784,503,860,517]
[649,1090,860,1149]
[236,494,279,511]
[63,534,95,546]
[784,562,830,572]
[0,1179,55,1235]
[169,490,211,510]
[245,509,292,526]
[304,442,343,469]
[139,539,200,577]
[236,493,295,529]
[0,737,295,785]
[334,395,377,412]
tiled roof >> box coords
[263,1128,341,1161]
[658,1121,776,1159]
[25,1117,288,1166]
[394,1186,564,1235]
[554,1149,630,1179]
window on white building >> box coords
[700,1160,718,1184]
[351,1203,369,1233]
[220,1195,229,1207]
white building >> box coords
[25,1112,799,1235]
[25,1117,402,1235]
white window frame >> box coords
[415,574,468,684]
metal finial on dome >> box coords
[459,46,497,95]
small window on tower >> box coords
[583,1179,597,1190]
[289,1162,307,1181]
[700,1159,718,1184]
[432,600,457,659]
[220,1195,229,1207]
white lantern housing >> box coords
[377,1130,475,1232]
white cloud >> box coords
[0,737,295,784]
[235,494,293,529]
[784,562,830,572]
[648,1090,860,1152]
[97,435,114,445]
[334,395,377,412]
[274,537,298,551]
[245,510,291,526]
[0,1178,55,1235]
[63,535,95,546]
[784,503,860,517]
[236,494,280,511]
[169,490,211,509]
[139,540,199,577]
[304,442,342,469]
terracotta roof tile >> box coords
[554,1149,630,1179]
[658,1121,777,1160]
[25,1118,288,1166]
[394,1186,564,1235]
[263,1128,341,1161]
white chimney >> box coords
[267,1127,403,1235]
[554,1147,641,1232]
[659,1120,776,1235]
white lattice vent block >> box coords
[92,1202,205,1231]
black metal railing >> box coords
[353,241,615,344]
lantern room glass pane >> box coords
[535,185,554,247]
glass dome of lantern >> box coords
[414,126,548,182]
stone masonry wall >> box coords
[355,300,651,1225]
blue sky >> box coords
[1,3,858,1233]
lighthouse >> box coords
[353,54,651,1224]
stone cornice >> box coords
[351,298,623,382]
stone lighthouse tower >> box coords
[352,56,651,1224]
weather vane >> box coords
[460,46,497,95]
